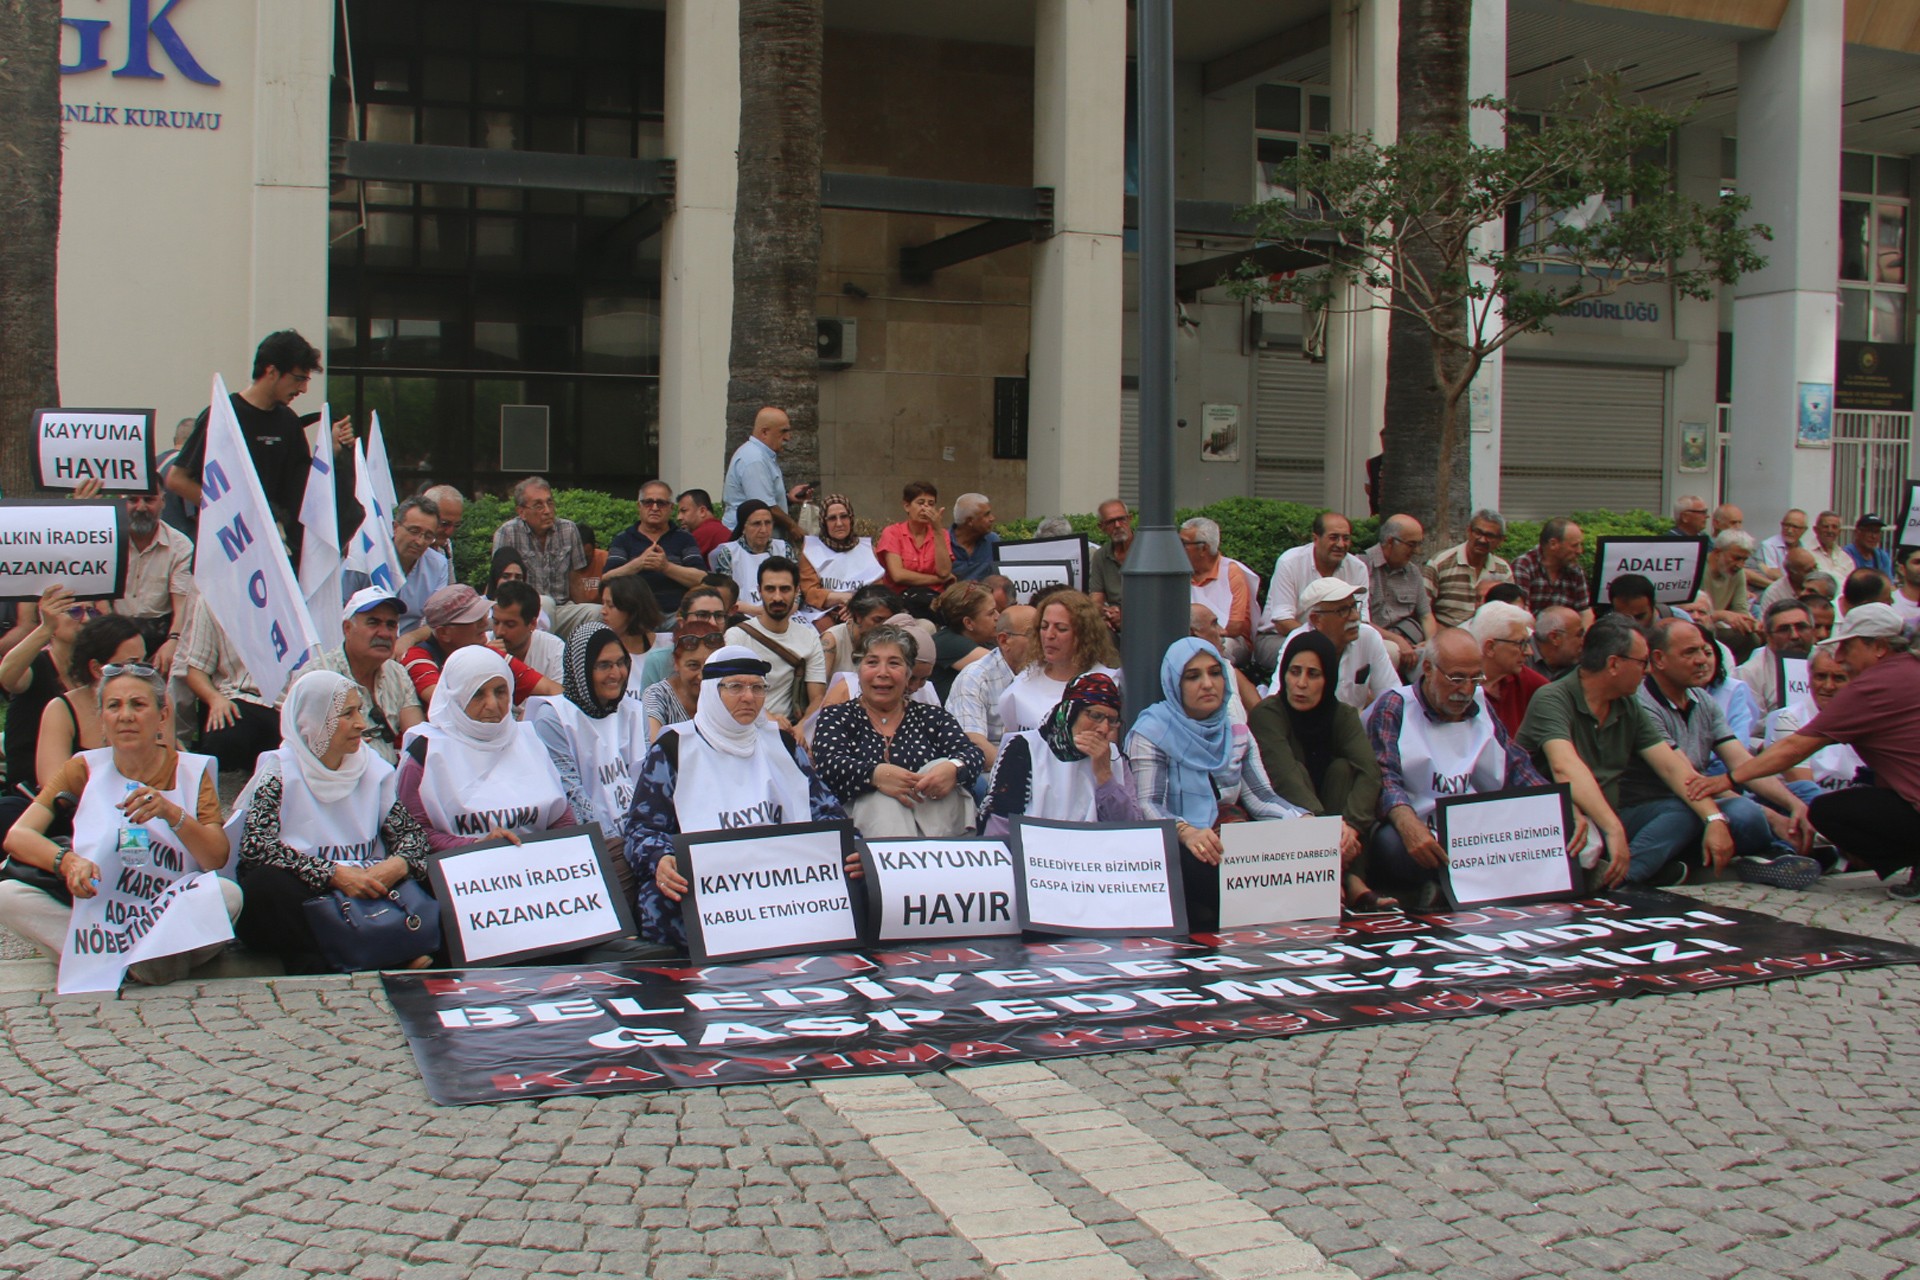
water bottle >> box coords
[117,780,153,868]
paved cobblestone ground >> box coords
[0,874,1915,1279]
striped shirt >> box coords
[1424,542,1511,629]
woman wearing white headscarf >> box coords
[399,646,574,850]
[623,645,853,950]
[232,669,436,973]
[528,625,650,900]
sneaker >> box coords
[1646,860,1690,888]
[1887,868,1920,902]
[1734,854,1824,891]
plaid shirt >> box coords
[1509,547,1591,616]
[491,516,586,600]
[1365,684,1544,820]
[945,648,1015,741]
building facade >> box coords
[55,0,1919,526]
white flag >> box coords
[366,411,400,520]
[344,439,407,595]
[298,406,344,651]
[192,373,324,702]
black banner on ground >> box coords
[381,891,1920,1106]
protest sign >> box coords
[1900,481,1920,551]
[676,822,862,963]
[861,838,1020,942]
[1778,655,1810,712]
[193,374,324,702]
[0,500,127,602]
[996,535,1090,594]
[385,891,1920,1104]
[58,828,233,995]
[427,825,634,965]
[31,409,156,493]
[1591,536,1708,607]
[996,560,1075,604]
[1010,819,1185,937]
[1215,817,1344,928]
[1435,785,1579,908]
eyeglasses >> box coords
[1434,670,1487,687]
[1616,653,1650,669]
[590,659,630,675]
[1081,708,1122,728]
[1314,602,1359,618]
[717,680,767,697]
[675,632,726,652]
[1487,635,1527,648]
[100,662,158,679]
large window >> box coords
[1253,83,1330,208]
[1840,152,1910,345]
[327,0,666,496]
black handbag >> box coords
[0,857,73,906]
[302,879,442,972]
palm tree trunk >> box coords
[0,0,63,497]
[727,0,824,489]
[1381,0,1473,545]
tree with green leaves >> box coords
[1239,77,1769,542]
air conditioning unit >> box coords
[817,317,858,369]
[500,404,550,472]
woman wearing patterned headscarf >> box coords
[978,673,1141,837]
[527,626,650,901]
[233,669,436,973]
[710,500,794,619]
[799,494,885,623]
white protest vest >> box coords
[997,665,1122,737]
[274,749,397,866]
[72,747,211,885]
[414,722,569,840]
[527,695,650,830]
[671,722,813,833]
[804,536,885,594]
[1013,728,1118,824]
[1190,568,1234,630]
[1391,686,1508,823]
[723,539,791,609]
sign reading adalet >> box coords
[1591,536,1708,607]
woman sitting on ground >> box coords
[631,584,720,697]
[1247,630,1389,912]
[399,647,574,851]
[875,480,955,612]
[0,662,236,986]
[528,627,652,900]
[997,590,1122,736]
[811,624,987,838]
[642,621,721,743]
[487,547,554,631]
[978,673,1141,837]
[710,501,794,619]
[930,581,998,703]
[0,586,105,828]
[624,646,852,949]
[35,614,160,794]
[800,494,886,625]
[1127,637,1307,932]
[233,670,435,973]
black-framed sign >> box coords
[1435,784,1581,909]
[996,560,1076,605]
[859,837,1021,942]
[30,408,157,493]
[674,821,863,963]
[427,824,634,965]
[0,499,129,602]
[1899,480,1920,552]
[1591,536,1708,607]
[1215,816,1344,928]
[1777,654,1810,711]
[1009,817,1187,937]
[996,534,1090,594]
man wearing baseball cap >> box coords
[1263,577,1397,712]
[318,587,425,764]
[401,585,559,710]
[1732,603,1920,898]
[1845,513,1892,575]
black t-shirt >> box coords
[176,393,315,565]
[5,651,64,793]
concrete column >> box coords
[1729,0,1841,518]
[1669,124,1725,509]
[1027,0,1126,518]
[1464,0,1505,516]
[250,0,333,407]
[1322,0,1395,515]
[658,0,740,492]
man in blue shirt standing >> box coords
[722,406,811,539]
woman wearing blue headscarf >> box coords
[1125,637,1305,931]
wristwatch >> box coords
[1704,812,1727,824]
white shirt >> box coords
[1261,544,1369,634]
[1756,534,1797,571]
[726,620,827,719]
[1809,542,1853,589]
[517,629,565,683]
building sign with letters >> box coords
[862,838,1021,942]
[0,500,128,602]
[676,822,863,963]
[1010,819,1185,937]
[32,408,156,492]
[427,826,633,965]
[1591,536,1708,607]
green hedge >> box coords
[460,492,1672,591]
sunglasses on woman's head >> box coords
[100,662,158,679]
[674,632,726,652]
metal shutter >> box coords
[1119,386,1139,508]
[1500,362,1664,518]
[1254,347,1326,502]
